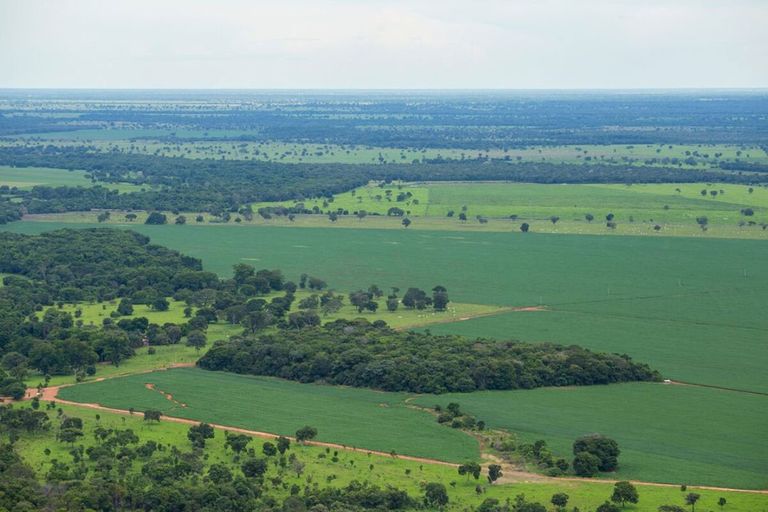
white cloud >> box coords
[0,0,766,88]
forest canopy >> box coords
[197,319,660,394]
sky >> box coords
[1,0,766,89]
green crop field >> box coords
[14,403,766,512]
[0,164,145,192]
[6,221,768,492]
[56,368,768,489]
[57,367,479,462]
[415,383,768,490]
[5,222,767,393]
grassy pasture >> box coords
[24,208,768,239]
[0,164,145,192]
[42,299,191,327]
[416,383,768,490]
[5,137,766,166]
[13,403,766,511]
[255,181,768,230]
[57,367,479,462]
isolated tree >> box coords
[596,502,620,512]
[295,425,318,443]
[432,287,450,311]
[349,290,374,313]
[402,288,430,310]
[222,434,249,456]
[572,451,600,477]
[151,297,169,311]
[520,222,530,232]
[585,213,594,223]
[611,481,639,507]
[717,497,726,508]
[262,441,277,457]
[116,298,133,316]
[143,410,162,423]
[277,435,291,454]
[402,217,412,228]
[424,482,449,507]
[356,210,367,221]
[685,493,701,512]
[696,216,708,228]
[97,211,110,223]
[328,212,338,222]
[125,213,137,222]
[241,458,268,478]
[487,464,502,484]
[550,216,560,224]
[458,462,481,480]
[458,212,467,222]
[187,423,215,448]
[573,434,620,472]
[175,215,187,225]
[551,493,569,509]
[307,277,327,290]
[183,330,206,353]
[145,212,167,225]
[386,297,399,312]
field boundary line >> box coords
[668,380,768,397]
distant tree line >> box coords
[1,146,765,225]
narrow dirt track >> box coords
[37,386,458,468]
[29,386,767,494]
[395,305,546,331]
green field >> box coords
[416,383,768,490]
[57,367,479,462]
[255,182,768,231]
[56,368,768,489]
[5,222,767,393]
[0,164,144,192]
[0,165,93,189]
[14,403,766,512]
[7,221,768,491]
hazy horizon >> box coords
[2,0,766,90]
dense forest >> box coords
[0,230,303,387]
[198,319,660,393]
